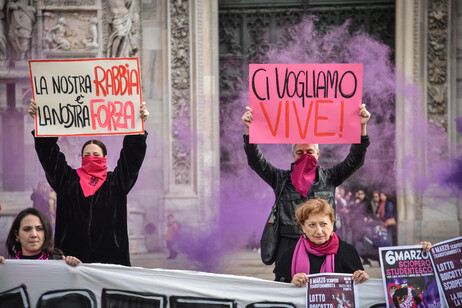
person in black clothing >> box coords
[289,198,369,286]
[241,104,371,281]
[28,99,149,266]
[0,208,80,266]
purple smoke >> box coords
[456,116,462,135]
[138,16,460,273]
[219,16,398,254]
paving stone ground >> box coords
[131,249,383,281]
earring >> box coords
[303,233,306,239]
[16,239,19,242]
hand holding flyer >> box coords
[379,245,442,307]
[306,273,359,307]
[430,236,462,307]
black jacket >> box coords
[34,132,147,266]
[244,134,370,239]
[278,237,364,283]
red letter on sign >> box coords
[314,100,336,137]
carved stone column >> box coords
[0,80,30,191]
[453,0,462,236]
[396,0,459,245]
[421,0,460,243]
[395,0,426,245]
[163,0,219,231]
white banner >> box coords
[0,260,386,308]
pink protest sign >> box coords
[29,58,144,137]
[249,63,363,144]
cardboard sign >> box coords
[29,58,144,137]
[249,63,363,144]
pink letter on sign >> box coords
[248,63,363,144]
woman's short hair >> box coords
[6,208,55,257]
[295,198,336,226]
[81,139,107,157]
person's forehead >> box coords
[294,144,317,151]
[20,215,41,227]
[83,144,103,152]
[306,213,331,222]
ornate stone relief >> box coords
[43,13,99,52]
[427,0,448,130]
[106,0,140,58]
[245,13,270,62]
[413,0,421,84]
[0,0,7,60]
[6,0,36,60]
[19,0,143,59]
[170,0,191,185]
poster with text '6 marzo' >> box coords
[430,236,462,308]
[29,58,144,137]
[379,245,442,308]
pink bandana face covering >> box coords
[291,153,317,197]
[77,156,107,197]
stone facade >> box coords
[0,0,459,258]
[395,0,461,245]
[0,0,220,256]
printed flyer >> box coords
[306,273,358,308]
[430,236,462,307]
[379,245,441,308]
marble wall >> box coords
[0,0,220,255]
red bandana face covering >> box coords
[291,153,317,197]
[77,156,107,197]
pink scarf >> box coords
[77,156,107,197]
[291,153,317,197]
[377,200,386,218]
[291,232,339,278]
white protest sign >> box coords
[29,58,144,137]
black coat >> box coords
[277,237,364,283]
[34,132,147,266]
[244,134,370,278]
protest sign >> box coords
[307,273,359,307]
[248,63,363,144]
[430,236,462,307]
[0,261,386,308]
[379,245,442,308]
[29,58,144,137]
